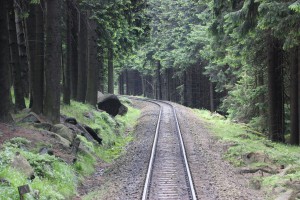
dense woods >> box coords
[1,0,300,145]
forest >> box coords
[1,0,300,145]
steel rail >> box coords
[140,99,162,200]
[170,102,197,200]
[124,96,197,200]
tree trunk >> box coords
[70,0,78,99]
[86,17,99,106]
[8,0,25,110]
[63,0,72,105]
[210,81,215,112]
[14,0,29,98]
[290,47,299,145]
[156,60,162,100]
[43,0,62,124]
[0,0,13,122]
[31,1,44,114]
[108,47,114,94]
[76,11,88,102]
[267,36,284,142]
[25,1,36,108]
[119,71,124,95]
[298,47,300,145]
[98,46,104,92]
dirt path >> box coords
[79,100,266,200]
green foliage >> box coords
[289,0,300,13]
[0,97,140,199]
[0,138,77,200]
[194,109,300,192]
[74,152,96,176]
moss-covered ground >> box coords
[0,97,140,200]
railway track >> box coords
[139,99,197,200]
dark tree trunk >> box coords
[98,47,104,92]
[86,17,99,106]
[119,71,124,95]
[8,0,25,110]
[70,0,78,99]
[31,1,44,114]
[267,36,284,142]
[184,68,192,107]
[290,47,299,145]
[43,0,62,123]
[25,1,36,108]
[63,0,72,105]
[108,47,114,94]
[0,0,13,122]
[14,0,29,98]
[156,60,162,100]
[76,11,88,102]
[210,81,215,112]
[298,48,300,145]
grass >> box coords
[194,109,300,195]
[0,97,141,199]
[61,99,140,163]
[0,139,77,200]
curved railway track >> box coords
[138,99,197,200]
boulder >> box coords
[118,104,128,116]
[51,124,75,142]
[65,117,78,125]
[48,132,71,148]
[83,125,102,145]
[97,94,122,117]
[18,112,42,123]
[11,152,34,179]
[33,122,53,131]
[39,147,54,155]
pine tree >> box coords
[0,0,13,122]
[43,0,62,123]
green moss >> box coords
[0,97,140,199]
[61,99,140,163]
[0,138,77,200]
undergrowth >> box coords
[0,138,77,200]
[0,97,140,199]
[194,109,300,196]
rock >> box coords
[65,117,78,125]
[243,152,272,164]
[11,152,34,179]
[71,137,81,155]
[83,112,94,119]
[18,112,42,123]
[97,91,104,102]
[97,94,122,117]
[118,104,128,116]
[51,124,75,142]
[39,147,53,155]
[83,125,102,145]
[0,178,10,186]
[48,132,71,147]
[76,124,95,143]
[33,122,53,131]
